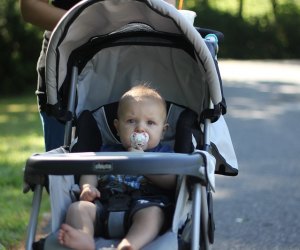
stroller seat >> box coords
[29,102,210,250]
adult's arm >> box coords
[19,0,66,31]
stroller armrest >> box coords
[24,152,207,183]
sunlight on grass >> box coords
[0,115,9,123]
[0,135,44,160]
[0,95,49,249]
[6,104,37,113]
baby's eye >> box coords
[127,119,136,124]
[147,120,156,125]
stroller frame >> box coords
[23,0,238,249]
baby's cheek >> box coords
[148,136,161,148]
[124,141,132,149]
[120,137,131,149]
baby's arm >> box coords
[79,175,100,202]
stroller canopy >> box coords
[46,0,222,115]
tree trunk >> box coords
[238,0,244,18]
[270,0,278,21]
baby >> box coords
[58,84,176,250]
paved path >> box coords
[212,60,300,250]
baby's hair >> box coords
[122,84,161,99]
[118,84,167,117]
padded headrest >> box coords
[71,110,102,152]
[71,102,201,153]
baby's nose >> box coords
[135,123,145,132]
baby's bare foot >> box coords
[117,238,133,250]
[58,223,95,250]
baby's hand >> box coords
[80,184,100,202]
[128,146,144,152]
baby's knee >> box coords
[68,200,96,216]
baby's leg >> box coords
[58,201,97,250]
[58,223,95,250]
[65,200,97,234]
[118,206,164,250]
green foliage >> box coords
[0,1,42,96]
[0,0,299,95]
[193,1,300,59]
[0,95,49,249]
[274,2,300,58]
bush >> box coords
[275,3,300,58]
[0,1,42,96]
[193,3,300,59]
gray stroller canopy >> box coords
[46,0,222,113]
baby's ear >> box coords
[163,123,169,131]
[161,123,169,139]
[114,119,119,133]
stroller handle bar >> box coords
[25,152,207,183]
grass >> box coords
[0,95,50,249]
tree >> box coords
[0,0,42,95]
[270,0,278,21]
[238,0,244,18]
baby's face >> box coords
[114,97,167,150]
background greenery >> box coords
[0,0,299,96]
[191,0,300,59]
[0,0,299,248]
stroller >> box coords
[23,0,238,249]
